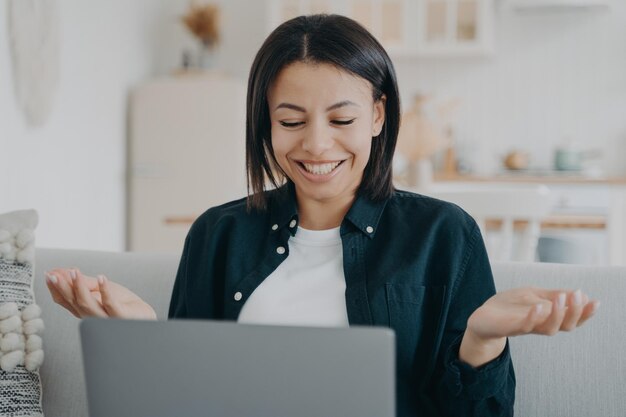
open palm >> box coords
[45,268,156,320]
[467,287,598,341]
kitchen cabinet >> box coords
[427,173,626,265]
[128,73,248,253]
[267,0,409,54]
[266,0,495,57]
[415,0,495,56]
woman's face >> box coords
[267,62,385,205]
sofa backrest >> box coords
[35,248,179,417]
[492,261,626,417]
[34,248,625,417]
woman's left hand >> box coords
[467,287,599,341]
[459,287,600,367]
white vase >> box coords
[197,44,215,70]
[408,158,434,190]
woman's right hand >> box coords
[45,268,157,320]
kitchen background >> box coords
[1,0,625,263]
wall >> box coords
[394,2,626,174]
[1,0,163,250]
[0,0,267,252]
[2,1,624,251]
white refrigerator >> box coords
[128,72,248,253]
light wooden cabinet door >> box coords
[416,0,495,56]
[267,0,409,53]
[128,73,247,253]
[266,0,495,57]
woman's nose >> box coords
[301,121,334,156]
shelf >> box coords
[486,215,607,231]
[433,172,626,184]
[509,0,611,10]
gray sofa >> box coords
[34,248,625,417]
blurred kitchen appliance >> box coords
[554,146,603,172]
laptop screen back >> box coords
[80,318,395,417]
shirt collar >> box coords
[268,182,299,236]
[343,191,388,239]
[268,181,389,239]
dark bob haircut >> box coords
[246,14,401,210]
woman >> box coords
[46,14,598,417]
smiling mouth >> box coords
[297,160,346,175]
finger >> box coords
[98,275,125,318]
[48,270,80,308]
[528,287,575,302]
[72,269,108,318]
[519,303,548,335]
[70,267,100,291]
[46,268,102,318]
[536,292,567,336]
[45,273,81,318]
[44,272,69,305]
[559,289,586,331]
[576,300,600,327]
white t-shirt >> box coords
[237,226,349,327]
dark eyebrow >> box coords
[274,100,359,113]
[274,103,306,112]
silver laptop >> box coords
[80,318,395,417]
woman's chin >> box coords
[293,180,357,204]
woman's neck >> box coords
[296,192,355,230]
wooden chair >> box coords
[420,185,553,262]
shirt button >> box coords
[271,224,278,231]
[289,219,297,228]
[234,292,243,301]
[276,246,286,255]
[366,226,374,234]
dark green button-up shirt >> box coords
[168,182,515,416]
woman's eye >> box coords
[279,121,304,128]
[332,119,355,126]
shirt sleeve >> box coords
[166,208,227,320]
[167,230,192,319]
[435,221,516,416]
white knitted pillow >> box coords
[0,209,44,417]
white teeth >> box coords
[302,161,341,175]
